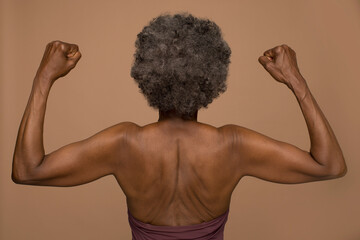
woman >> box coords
[12,13,346,240]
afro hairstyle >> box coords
[130,12,231,116]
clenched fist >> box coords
[36,41,82,83]
[258,44,305,89]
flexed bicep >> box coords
[229,125,338,184]
[16,122,133,187]
[231,44,347,184]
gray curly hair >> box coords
[130,13,231,116]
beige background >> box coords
[1,0,359,239]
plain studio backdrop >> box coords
[1,0,359,239]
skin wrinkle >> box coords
[187,179,213,220]
[168,138,181,210]
[191,163,208,191]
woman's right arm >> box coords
[227,44,346,184]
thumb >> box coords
[258,55,274,71]
[66,44,79,58]
[67,51,82,68]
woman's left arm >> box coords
[12,41,131,187]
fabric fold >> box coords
[128,209,229,240]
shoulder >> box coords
[218,124,266,149]
[106,121,140,134]
[98,122,141,162]
[95,122,140,146]
[218,124,246,140]
[218,124,250,132]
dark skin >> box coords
[12,41,347,226]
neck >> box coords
[158,110,198,122]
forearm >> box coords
[12,76,52,181]
[290,76,346,173]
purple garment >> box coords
[128,209,229,240]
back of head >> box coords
[131,13,231,116]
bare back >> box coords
[114,120,240,226]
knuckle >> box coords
[275,46,285,53]
[52,40,61,46]
[72,44,79,52]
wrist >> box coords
[33,75,53,96]
[287,75,310,101]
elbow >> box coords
[335,164,347,178]
[12,161,26,184]
[12,156,42,184]
[12,171,26,184]
[327,159,347,179]
[12,173,37,185]
[11,166,34,185]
